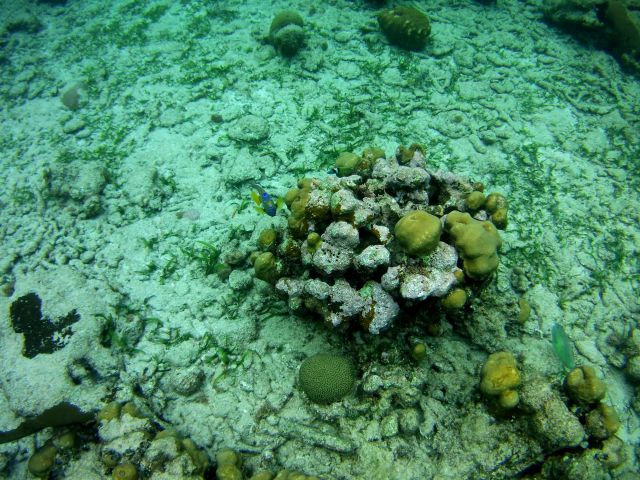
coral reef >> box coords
[378,6,431,50]
[255,146,504,335]
[96,402,210,479]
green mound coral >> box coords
[485,192,509,229]
[441,288,467,310]
[299,353,355,404]
[444,211,502,279]
[394,210,442,256]
[378,6,431,50]
[28,444,57,478]
[269,10,305,57]
[112,463,137,480]
[254,252,279,283]
[334,151,362,177]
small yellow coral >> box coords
[586,403,620,439]
[498,389,520,409]
[490,207,508,230]
[441,288,467,310]
[411,342,427,361]
[217,464,242,480]
[216,448,239,467]
[96,401,121,422]
[287,185,312,238]
[249,472,274,480]
[444,211,502,279]
[28,445,57,478]
[517,298,531,323]
[182,438,209,473]
[258,229,278,251]
[465,191,485,211]
[112,463,137,480]
[254,252,279,284]
[485,192,508,214]
[334,152,362,177]
[480,352,521,409]
[565,365,606,404]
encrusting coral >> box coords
[253,145,506,334]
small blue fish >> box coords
[251,187,281,217]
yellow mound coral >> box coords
[565,365,606,404]
[394,210,442,256]
[334,151,362,177]
[441,288,467,310]
[444,211,502,279]
[254,252,279,283]
[28,444,57,478]
[480,351,522,409]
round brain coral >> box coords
[378,6,431,51]
[299,353,355,404]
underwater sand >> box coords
[0,0,639,478]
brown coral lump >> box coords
[378,6,431,51]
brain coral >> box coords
[299,353,355,404]
[378,6,431,50]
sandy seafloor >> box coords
[0,0,639,478]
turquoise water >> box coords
[0,0,638,478]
